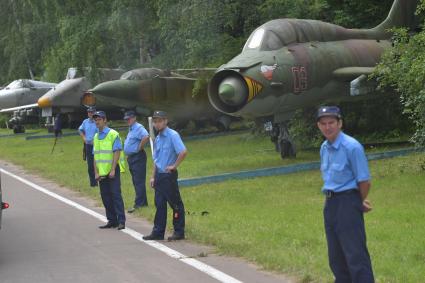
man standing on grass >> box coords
[93,111,126,230]
[317,106,374,283]
[143,111,187,241]
[123,110,150,213]
[79,106,98,187]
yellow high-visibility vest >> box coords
[93,129,126,176]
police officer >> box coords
[123,110,150,213]
[143,111,188,241]
[317,106,374,283]
[54,113,63,137]
[92,111,126,230]
[79,106,98,187]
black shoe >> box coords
[99,222,118,229]
[128,204,148,213]
[127,207,138,213]
[143,233,164,240]
[167,233,185,241]
[117,223,125,230]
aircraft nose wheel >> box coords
[269,122,296,159]
[13,125,25,134]
[280,140,296,158]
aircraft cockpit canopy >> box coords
[3,79,56,91]
[243,27,288,52]
[5,80,25,90]
[3,79,39,90]
[120,68,167,80]
[243,19,331,52]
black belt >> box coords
[127,150,145,157]
[325,189,358,199]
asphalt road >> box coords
[0,166,291,283]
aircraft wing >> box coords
[171,68,217,79]
[332,67,375,81]
[0,103,38,113]
[332,67,379,96]
[158,76,197,82]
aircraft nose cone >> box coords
[90,80,139,98]
[37,96,52,108]
[89,82,111,95]
[218,77,247,106]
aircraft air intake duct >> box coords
[208,70,249,114]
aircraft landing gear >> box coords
[12,124,25,134]
[268,122,296,159]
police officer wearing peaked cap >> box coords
[143,110,188,241]
[79,106,98,187]
[92,111,127,230]
[123,110,150,213]
[317,106,374,283]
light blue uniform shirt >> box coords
[320,132,370,193]
[124,122,149,155]
[78,118,98,144]
[93,127,122,153]
[154,127,186,173]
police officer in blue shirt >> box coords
[123,110,150,213]
[143,111,188,241]
[93,111,126,230]
[317,106,374,283]
[79,106,98,187]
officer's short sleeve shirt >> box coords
[78,118,98,144]
[153,127,186,173]
[124,122,149,155]
[320,132,370,192]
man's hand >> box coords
[362,199,372,213]
[95,173,100,181]
[150,177,155,188]
[108,170,115,179]
[166,165,176,173]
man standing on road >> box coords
[317,106,374,283]
[123,110,150,213]
[79,106,98,187]
[93,111,126,230]
[143,111,187,241]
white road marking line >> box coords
[1,168,243,283]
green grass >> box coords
[0,130,424,282]
[182,154,425,282]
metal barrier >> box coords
[178,148,424,187]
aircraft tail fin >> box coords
[374,0,419,32]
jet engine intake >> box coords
[208,70,249,114]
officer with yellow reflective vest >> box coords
[92,111,126,230]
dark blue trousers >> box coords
[152,171,185,237]
[85,144,97,187]
[324,192,374,283]
[127,151,148,207]
[99,166,126,225]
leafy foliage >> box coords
[0,0,393,85]
[374,1,425,146]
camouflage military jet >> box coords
[208,0,418,158]
[88,68,234,130]
[0,79,57,133]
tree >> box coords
[0,0,404,85]
[374,26,425,145]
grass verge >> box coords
[0,130,423,282]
